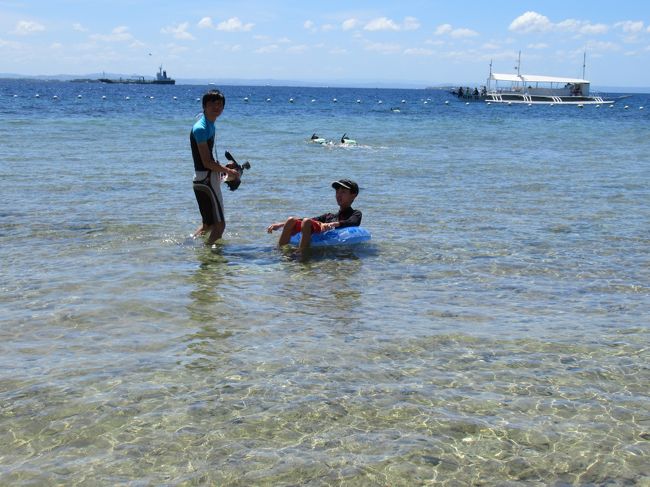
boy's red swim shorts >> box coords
[292,219,324,235]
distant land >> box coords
[1,73,648,93]
[0,72,438,89]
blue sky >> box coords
[1,0,649,86]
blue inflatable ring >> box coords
[289,226,371,247]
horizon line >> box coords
[1,73,649,93]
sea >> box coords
[1,78,649,486]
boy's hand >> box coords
[224,167,239,179]
[267,223,282,233]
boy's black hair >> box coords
[202,89,226,108]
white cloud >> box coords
[365,17,400,32]
[404,47,433,56]
[12,20,45,36]
[402,17,420,31]
[439,49,470,61]
[198,16,253,32]
[0,38,21,48]
[217,17,254,32]
[435,23,478,38]
[425,39,446,47]
[303,20,337,32]
[161,22,195,40]
[72,23,88,33]
[482,42,501,50]
[255,44,278,54]
[435,24,453,35]
[342,18,358,31]
[90,26,134,42]
[510,11,608,35]
[614,21,645,43]
[288,44,309,53]
[509,12,552,33]
[450,28,478,38]
[556,19,608,35]
[584,40,620,52]
[615,20,644,33]
[364,41,401,54]
[198,17,213,29]
[364,17,420,32]
[482,49,522,62]
[166,43,189,55]
[581,23,609,35]
[527,43,548,49]
[213,41,242,52]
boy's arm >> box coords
[311,213,334,231]
[316,210,362,231]
[335,210,362,229]
[266,222,285,233]
[197,142,238,177]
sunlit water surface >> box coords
[1,80,649,485]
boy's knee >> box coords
[301,218,312,234]
[284,216,299,229]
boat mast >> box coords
[487,59,493,92]
[514,50,522,92]
[516,50,521,77]
[582,50,586,80]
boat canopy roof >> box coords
[490,73,589,84]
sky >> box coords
[1,0,649,87]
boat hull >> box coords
[98,78,175,85]
[484,93,613,105]
[97,66,175,85]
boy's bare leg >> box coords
[278,217,298,246]
[298,218,313,250]
[193,223,207,237]
[207,222,225,245]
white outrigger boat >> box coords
[484,73,613,105]
[460,52,614,105]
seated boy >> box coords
[267,179,362,250]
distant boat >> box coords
[98,65,175,85]
[455,52,613,105]
[483,73,613,105]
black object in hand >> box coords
[223,151,251,191]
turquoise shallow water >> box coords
[1,79,649,485]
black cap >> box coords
[332,179,359,194]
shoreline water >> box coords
[1,79,649,484]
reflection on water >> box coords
[183,244,369,371]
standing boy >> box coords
[267,179,362,250]
[191,89,239,244]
